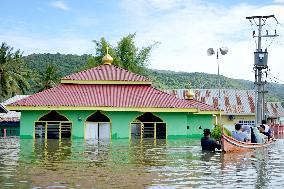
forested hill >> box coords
[23,53,284,103]
[24,53,89,78]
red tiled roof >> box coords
[9,84,217,111]
[62,64,150,82]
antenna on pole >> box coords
[246,15,279,125]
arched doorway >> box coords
[85,111,111,139]
[35,111,72,139]
[131,112,166,140]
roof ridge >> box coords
[62,64,151,82]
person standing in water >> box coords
[201,129,221,151]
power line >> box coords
[246,15,279,124]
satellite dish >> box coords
[220,47,228,55]
[207,48,215,56]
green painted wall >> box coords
[20,110,213,139]
[20,110,48,138]
[187,114,214,138]
[155,112,188,139]
[107,111,141,139]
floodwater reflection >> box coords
[0,137,284,188]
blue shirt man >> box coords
[232,123,249,142]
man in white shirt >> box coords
[261,120,270,132]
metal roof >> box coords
[0,117,19,122]
[165,89,284,117]
[165,89,256,115]
[266,102,284,118]
[2,95,29,105]
[62,64,150,82]
[8,85,217,111]
[0,95,29,120]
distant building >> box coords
[0,95,29,137]
[266,102,284,124]
[165,89,284,129]
[6,53,218,140]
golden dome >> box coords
[185,90,195,100]
[102,47,113,65]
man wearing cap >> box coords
[201,129,221,151]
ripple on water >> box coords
[0,138,284,188]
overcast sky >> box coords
[1,0,284,83]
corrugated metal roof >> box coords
[266,102,284,118]
[8,84,217,111]
[0,95,29,120]
[166,89,284,118]
[165,89,256,115]
[2,95,29,105]
[62,64,150,82]
[0,117,19,122]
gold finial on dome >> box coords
[185,90,195,100]
[102,46,113,65]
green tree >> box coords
[0,42,30,101]
[92,33,158,74]
[37,64,59,92]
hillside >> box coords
[23,53,284,104]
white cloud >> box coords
[50,1,70,11]
[120,0,284,82]
[274,0,284,3]
[2,0,284,83]
[0,33,94,55]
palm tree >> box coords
[37,64,59,92]
[0,43,30,101]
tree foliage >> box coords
[36,64,59,92]
[2,38,284,106]
[92,33,158,74]
[0,43,30,101]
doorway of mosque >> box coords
[34,111,72,139]
[131,112,166,140]
[85,111,111,140]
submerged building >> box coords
[166,89,284,129]
[0,95,29,137]
[6,53,218,140]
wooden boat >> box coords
[221,133,275,153]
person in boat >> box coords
[259,125,273,141]
[241,125,251,141]
[261,120,270,132]
[251,126,265,143]
[201,129,221,151]
[232,123,249,142]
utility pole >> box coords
[246,15,279,125]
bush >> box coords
[211,124,232,140]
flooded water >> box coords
[1,137,284,189]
